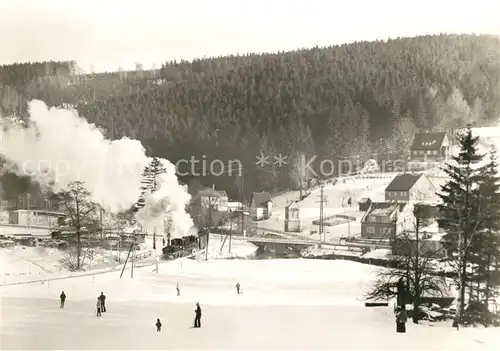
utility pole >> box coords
[27,194,31,229]
[239,170,245,236]
[229,217,232,253]
[44,199,49,228]
[316,186,327,243]
[153,226,156,250]
[205,195,215,261]
[131,238,135,278]
[100,208,103,247]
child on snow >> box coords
[96,297,102,317]
[395,305,407,333]
[236,282,240,294]
[156,318,162,332]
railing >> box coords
[134,250,152,261]
[243,236,320,245]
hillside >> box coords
[1,34,500,201]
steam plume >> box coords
[0,100,194,238]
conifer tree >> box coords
[475,147,500,317]
[437,125,484,326]
[135,157,167,249]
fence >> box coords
[134,250,152,261]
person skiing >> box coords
[395,305,407,333]
[96,297,102,317]
[176,283,180,296]
[235,282,240,295]
[193,302,202,328]
[99,292,106,312]
[60,291,66,308]
[156,318,162,332]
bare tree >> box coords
[52,181,98,270]
[366,204,448,323]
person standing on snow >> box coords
[156,318,162,332]
[96,297,102,317]
[395,305,407,333]
[60,291,66,308]
[99,292,106,312]
[193,303,202,328]
[235,282,241,295]
[176,283,180,296]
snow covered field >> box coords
[2,258,498,350]
[0,234,258,285]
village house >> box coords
[191,186,229,212]
[8,209,65,228]
[250,192,273,220]
[385,173,437,204]
[410,131,450,163]
[392,221,448,258]
[360,202,414,239]
[284,200,300,232]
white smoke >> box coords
[0,100,194,238]
[134,171,196,239]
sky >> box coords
[1,0,500,73]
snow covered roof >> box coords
[385,173,423,191]
[251,192,272,206]
[361,202,407,222]
[411,132,447,150]
[198,188,227,198]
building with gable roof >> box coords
[385,173,437,204]
[250,192,273,220]
[410,131,450,162]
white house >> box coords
[250,192,273,220]
[385,173,438,204]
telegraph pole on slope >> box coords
[316,186,328,243]
[239,170,245,237]
[205,195,215,261]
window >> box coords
[367,226,375,234]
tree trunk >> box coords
[412,281,420,324]
[77,228,81,270]
[484,251,491,326]
[459,250,467,323]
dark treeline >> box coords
[1,34,500,201]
